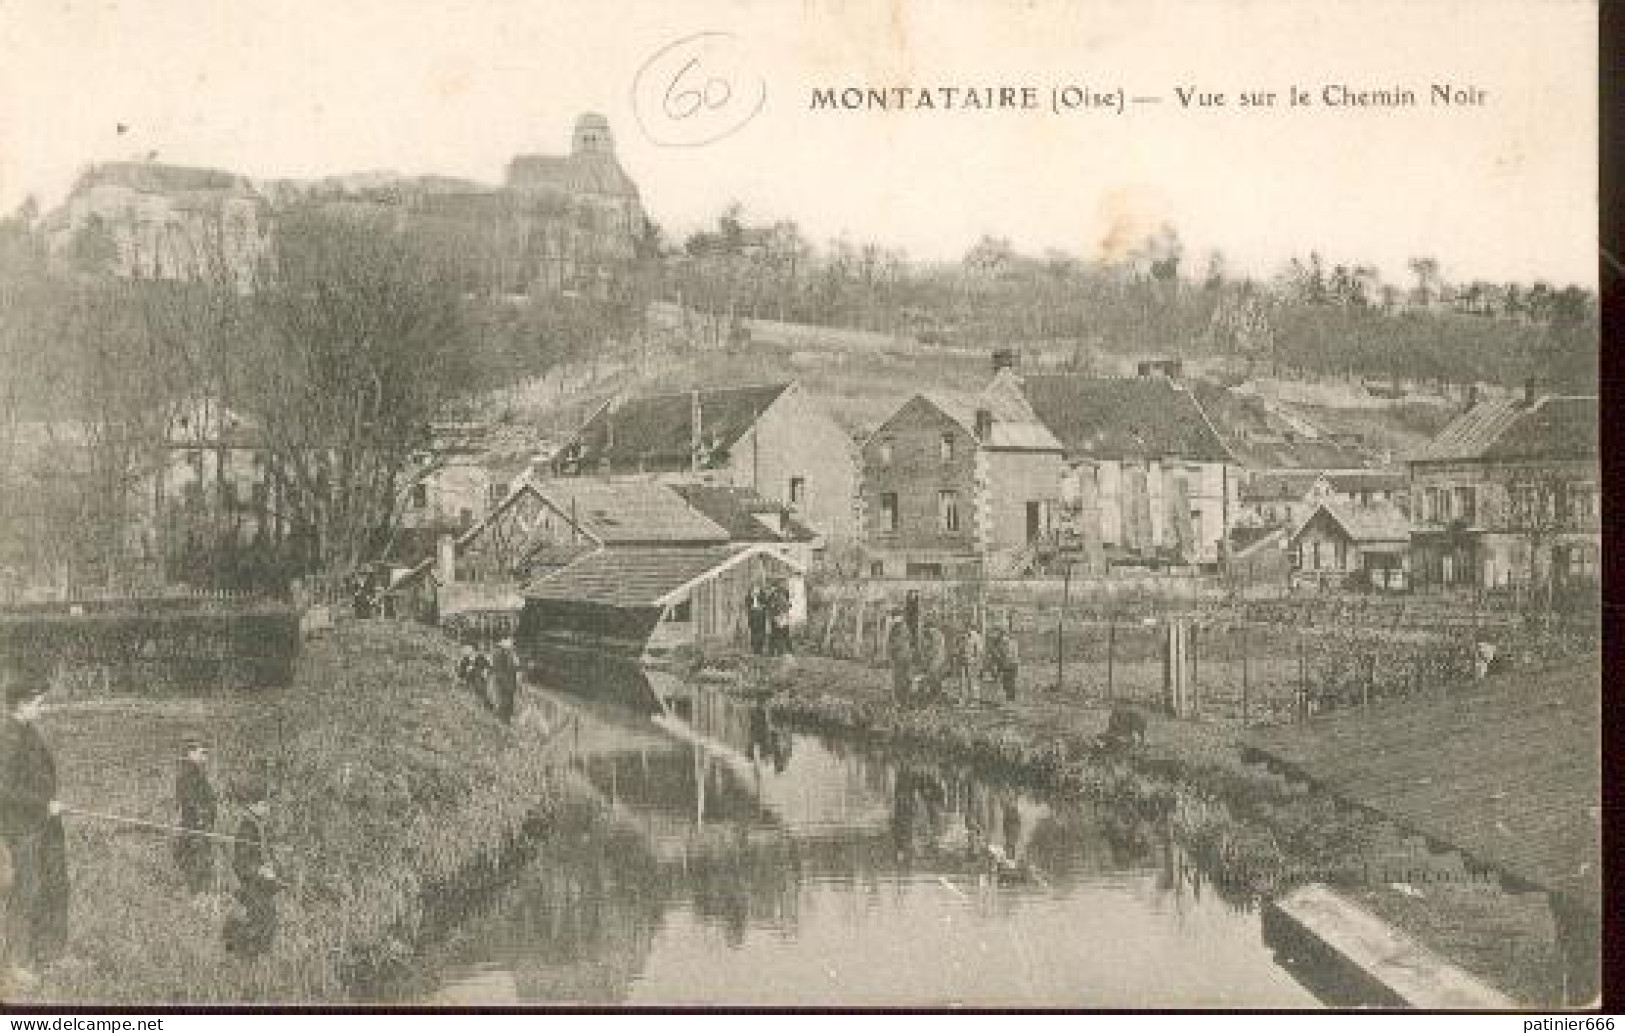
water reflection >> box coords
[414,668,1326,1007]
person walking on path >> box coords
[223,782,280,960]
[1,670,69,985]
[955,624,984,705]
[491,639,520,725]
[886,611,914,706]
[746,585,769,656]
[173,740,219,898]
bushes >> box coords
[0,605,300,693]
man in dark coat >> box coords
[456,644,492,711]
[223,783,279,959]
[1,674,69,979]
[745,585,768,655]
[491,639,519,725]
[766,581,794,657]
[173,741,218,896]
[886,611,914,705]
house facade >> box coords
[1408,392,1598,591]
[1013,367,1238,569]
[1239,468,1407,530]
[1289,501,1411,591]
[551,381,860,546]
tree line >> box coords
[661,206,1597,394]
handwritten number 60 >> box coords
[664,57,732,120]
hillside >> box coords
[486,304,1463,468]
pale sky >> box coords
[0,0,1597,286]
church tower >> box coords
[572,112,614,157]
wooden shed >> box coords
[519,543,805,667]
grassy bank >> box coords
[13,621,570,1005]
[708,652,1562,1006]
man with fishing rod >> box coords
[1,660,70,989]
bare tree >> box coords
[244,208,476,573]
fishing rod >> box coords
[59,806,263,847]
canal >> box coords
[408,665,1330,1008]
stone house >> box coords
[857,382,1063,578]
[1408,390,1598,591]
[550,381,860,548]
[1010,365,1238,569]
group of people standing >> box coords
[1,663,285,991]
[456,638,520,725]
[887,590,1020,708]
[746,580,795,657]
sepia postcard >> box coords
[0,0,1601,1011]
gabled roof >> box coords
[1413,395,1598,464]
[669,484,818,543]
[560,383,793,471]
[1290,501,1410,546]
[1015,374,1233,463]
[523,543,801,609]
[932,375,1065,451]
[529,478,729,545]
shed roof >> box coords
[529,478,729,545]
[523,543,799,608]
[560,383,793,472]
[1015,373,1233,462]
[1413,396,1597,464]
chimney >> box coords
[1523,378,1538,408]
[991,349,1019,374]
[974,408,994,440]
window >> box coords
[1570,544,1597,578]
[668,598,692,623]
[938,490,961,532]
[870,561,886,577]
[879,492,899,533]
[876,440,893,466]
[458,507,473,529]
[1452,486,1476,525]
[488,482,508,508]
[940,434,955,463]
[1568,483,1597,525]
[411,483,428,510]
[789,476,806,506]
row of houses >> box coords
[9,344,1593,614]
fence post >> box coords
[1056,563,1070,694]
[1240,619,1250,727]
[1106,617,1116,702]
[1297,630,1309,722]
